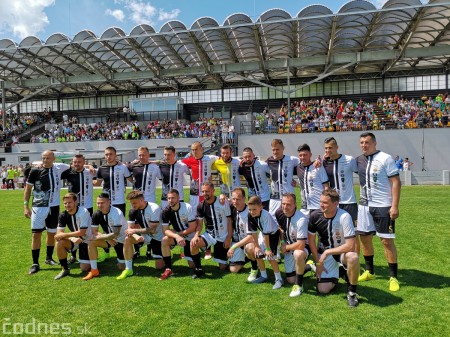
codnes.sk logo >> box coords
[2,317,91,335]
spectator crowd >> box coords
[256,93,450,133]
[31,118,235,144]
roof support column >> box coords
[287,59,291,121]
[1,81,5,128]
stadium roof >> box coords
[1,0,450,99]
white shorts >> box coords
[269,199,281,216]
[200,232,217,249]
[31,206,59,234]
[284,247,309,276]
[229,242,246,265]
[357,205,376,234]
[317,254,344,282]
[189,195,199,215]
[134,233,151,245]
[258,232,280,261]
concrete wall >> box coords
[238,128,450,172]
[1,138,211,165]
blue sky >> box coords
[0,0,395,42]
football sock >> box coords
[46,246,54,260]
[125,260,133,270]
[32,249,40,265]
[364,255,374,274]
[388,263,398,278]
[274,272,282,281]
[90,260,98,270]
[191,253,202,269]
[60,258,69,270]
[250,260,258,270]
[296,274,304,286]
[147,244,152,252]
[163,256,172,270]
[348,283,357,293]
[260,270,268,278]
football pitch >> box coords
[0,186,449,337]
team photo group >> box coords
[23,132,400,308]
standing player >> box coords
[182,141,217,259]
[308,190,360,307]
[129,146,161,203]
[322,137,359,251]
[356,132,401,292]
[296,144,329,212]
[159,189,198,280]
[94,147,132,214]
[128,146,161,259]
[83,193,128,280]
[238,147,271,211]
[159,146,190,209]
[61,154,95,214]
[61,154,95,264]
[226,188,258,279]
[181,141,217,211]
[24,150,70,274]
[275,193,309,297]
[190,182,232,278]
[266,139,299,216]
[211,144,241,198]
[53,193,92,280]
[116,190,163,280]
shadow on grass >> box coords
[374,266,449,289]
[301,275,404,307]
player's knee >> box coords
[229,265,242,273]
[381,238,395,248]
[155,259,164,270]
[161,236,172,247]
[80,264,90,272]
[286,276,296,284]
[219,263,228,271]
[317,283,334,294]
[345,252,359,266]
[294,249,306,261]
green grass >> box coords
[0,186,449,336]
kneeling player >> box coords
[226,188,258,280]
[117,190,163,280]
[308,190,360,307]
[54,193,92,280]
[231,196,283,289]
[190,182,232,278]
[159,189,197,280]
[275,193,309,297]
[83,193,128,280]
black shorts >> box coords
[262,200,270,211]
[86,207,93,216]
[148,239,162,259]
[340,203,358,225]
[213,241,229,264]
[113,203,126,214]
[182,241,192,259]
[114,242,124,261]
[369,206,395,237]
[70,242,89,262]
